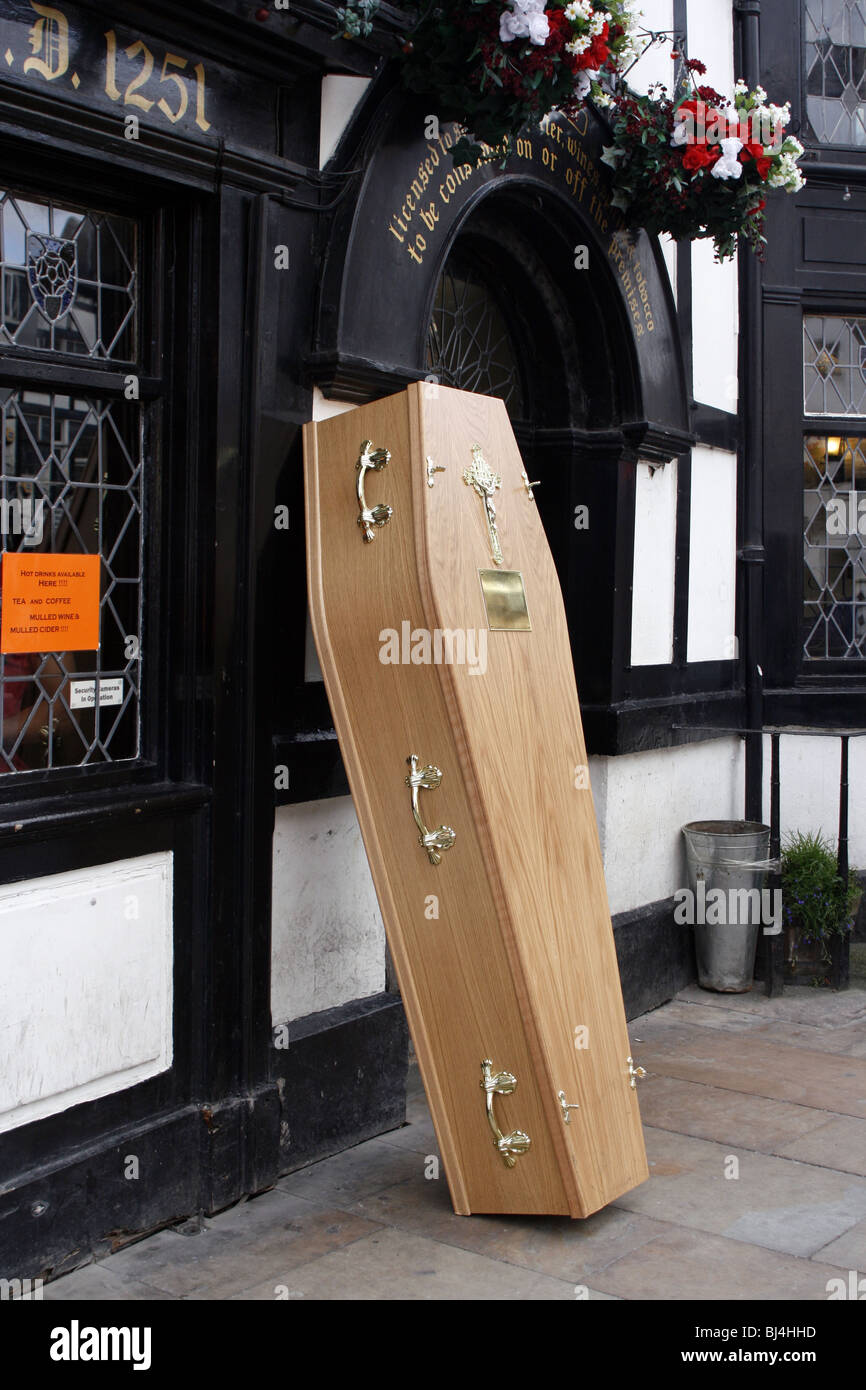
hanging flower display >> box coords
[399,1,640,160]
[600,62,806,261]
[335,1,641,162]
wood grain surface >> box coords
[304,384,648,1216]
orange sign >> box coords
[1,553,101,654]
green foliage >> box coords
[781,830,860,963]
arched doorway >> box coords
[420,189,644,702]
[308,96,691,741]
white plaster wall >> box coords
[631,459,677,665]
[320,75,371,169]
[691,239,739,411]
[617,4,677,295]
[687,445,738,662]
[590,738,745,914]
[686,0,735,98]
[271,799,386,1023]
[762,735,866,869]
[0,852,173,1134]
[627,0,674,96]
[685,0,739,412]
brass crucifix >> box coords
[463,444,503,566]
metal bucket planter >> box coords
[682,821,774,993]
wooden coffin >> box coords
[303,384,648,1217]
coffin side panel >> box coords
[413,385,649,1214]
[304,395,570,1215]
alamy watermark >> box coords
[379,621,487,676]
[674,883,782,935]
[0,497,44,546]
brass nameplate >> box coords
[479,570,531,631]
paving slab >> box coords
[633,1019,866,1118]
[811,1217,866,1272]
[227,1225,606,1301]
[275,1135,424,1205]
[776,1116,866,1177]
[613,1126,866,1258]
[747,1021,866,1059]
[42,1264,172,1301]
[346,1167,667,1282]
[588,1225,855,1302]
[375,1098,439,1156]
[672,983,866,1028]
[637,1074,833,1153]
[649,995,866,1057]
[87,1189,382,1299]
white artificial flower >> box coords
[594,90,613,107]
[500,0,549,45]
[733,78,749,96]
[574,69,594,99]
[768,150,806,191]
[711,136,744,180]
[566,34,592,54]
[527,10,550,43]
[601,143,625,166]
[755,85,767,101]
[500,10,523,41]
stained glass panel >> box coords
[425,255,526,418]
[805,0,866,145]
[0,190,137,359]
[802,434,866,659]
[804,315,866,415]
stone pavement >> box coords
[45,968,866,1301]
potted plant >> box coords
[781,831,861,985]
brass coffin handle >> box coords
[356,439,393,542]
[627,1056,647,1090]
[405,755,456,866]
[481,1059,532,1169]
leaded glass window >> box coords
[0,183,145,775]
[426,254,526,418]
[0,390,143,771]
[805,0,866,145]
[803,434,866,658]
[804,315,866,415]
[1,191,137,359]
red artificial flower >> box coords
[545,8,570,34]
[686,59,708,75]
[697,85,727,106]
[588,22,610,69]
[739,141,773,179]
[682,143,721,172]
